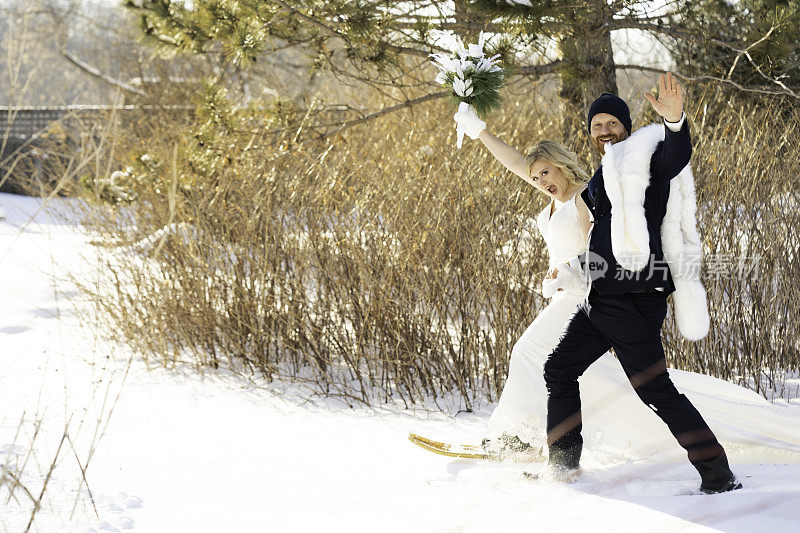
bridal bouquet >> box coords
[430,32,504,148]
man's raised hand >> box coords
[644,72,683,123]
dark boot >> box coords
[548,442,581,470]
[546,442,582,482]
[693,453,743,494]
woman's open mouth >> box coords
[547,185,557,195]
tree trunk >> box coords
[557,3,618,166]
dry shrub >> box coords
[663,90,800,398]
[78,83,800,410]
[0,122,125,533]
[78,84,558,410]
[0,128,74,197]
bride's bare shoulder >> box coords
[573,186,592,232]
[571,185,589,208]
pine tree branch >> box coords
[286,59,559,138]
[387,21,505,34]
[60,51,146,96]
[315,59,560,130]
[269,0,447,59]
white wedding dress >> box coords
[487,193,800,463]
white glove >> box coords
[453,103,486,141]
[542,256,588,298]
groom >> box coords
[545,73,742,493]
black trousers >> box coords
[543,289,724,464]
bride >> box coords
[453,107,800,465]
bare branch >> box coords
[609,19,737,50]
[60,51,146,96]
[325,90,449,132]
[743,49,795,96]
[263,56,559,140]
[615,64,800,100]
[726,23,778,79]
[260,90,450,140]
[515,60,562,77]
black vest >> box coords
[581,121,693,295]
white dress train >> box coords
[488,194,800,463]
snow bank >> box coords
[2,192,800,532]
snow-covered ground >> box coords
[2,192,800,532]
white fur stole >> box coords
[601,124,710,341]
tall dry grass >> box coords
[663,90,800,398]
[0,115,125,533]
[74,83,800,409]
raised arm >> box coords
[477,130,532,183]
[645,72,692,181]
[453,105,532,185]
[651,117,692,181]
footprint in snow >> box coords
[86,492,141,532]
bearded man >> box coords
[545,73,742,494]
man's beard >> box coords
[590,132,627,155]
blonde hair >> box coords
[524,140,590,186]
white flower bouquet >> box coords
[430,32,504,148]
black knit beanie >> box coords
[587,93,632,134]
